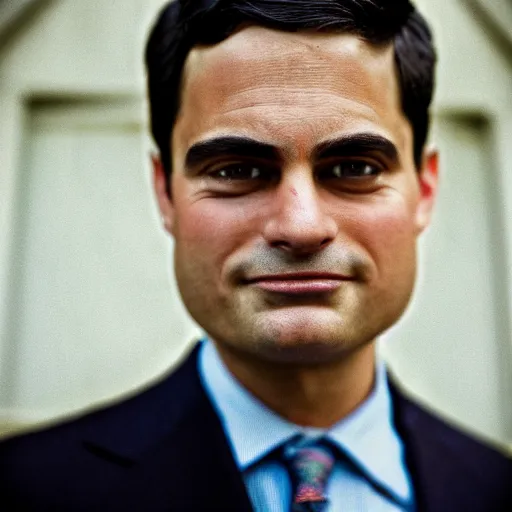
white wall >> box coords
[0,0,511,448]
[0,0,203,428]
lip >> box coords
[245,272,352,295]
[246,272,352,282]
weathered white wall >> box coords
[0,0,203,429]
[0,0,511,448]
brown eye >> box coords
[330,162,381,178]
[214,166,264,180]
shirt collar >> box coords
[198,338,412,504]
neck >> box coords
[213,341,377,428]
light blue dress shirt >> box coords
[198,339,415,511]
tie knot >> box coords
[283,438,335,511]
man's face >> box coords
[154,27,437,364]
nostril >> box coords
[270,237,333,253]
[270,240,291,250]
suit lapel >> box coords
[132,391,254,510]
[388,379,443,512]
[83,344,253,511]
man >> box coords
[1,0,511,510]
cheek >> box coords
[173,199,252,275]
[345,196,419,280]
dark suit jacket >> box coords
[1,343,511,511]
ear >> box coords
[151,154,175,236]
[414,148,439,234]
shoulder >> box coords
[0,344,208,508]
[393,377,511,462]
[389,375,512,510]
[1,344,201,448]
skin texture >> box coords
[153,27,438,427]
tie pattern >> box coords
[284,438,335,512]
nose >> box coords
[263,170,338,254]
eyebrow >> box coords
[314,133,400,165]
[184,136,281,171]
[184,132,400,171]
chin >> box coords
[240,308,371,364]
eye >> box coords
[205,163,276,195]
[329,161,381,179]
[213,165,265,180]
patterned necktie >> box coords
[283,438,335,512]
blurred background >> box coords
[0,0,511,451]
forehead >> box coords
[174,27,411,160]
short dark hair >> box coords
[145,0,436,182]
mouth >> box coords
[245,272,353,295]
